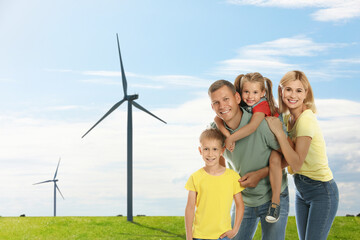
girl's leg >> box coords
[265,150,283,223]
[269,150,282,205]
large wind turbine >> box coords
[33,158,64,217]
[82,34,166,222]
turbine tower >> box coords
[82,34,167,222]
[33,158,64,217]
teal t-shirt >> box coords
[212,108,288,207]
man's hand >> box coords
[239,170,263,188]
[220,229,237,239]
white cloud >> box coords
[328,58,360,65]
[215,36,339,77]
[227,0,360,22]
[0,97,358,216]
[80,70,211,89]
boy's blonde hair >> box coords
[278,70,316,113]
[234,72,277,115]
[199,128,225,147]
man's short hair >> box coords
[199,128,225,146]
[208,80,237,95]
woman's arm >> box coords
[214,116,231,138]
[226,112,265,150]
[185,191,196,240]
[266,117,311,172]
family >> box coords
[185,70,339,240]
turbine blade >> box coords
[56,184,65,200]
[116,33,127,96]
[132,101,167,124]
[53,158,61,179]
[82,99,126,138]
[33,180,53,185]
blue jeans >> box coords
[231,187,289,240]
[294,174,339,240]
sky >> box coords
[0,0,359,217]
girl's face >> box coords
[281,80,307,111]
[241,81,265,106]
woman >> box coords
[266,70,339,240]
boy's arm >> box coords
[214,116,231,138]
[219,192,244,239]
[185,190,196,240]
[226,112,265,150]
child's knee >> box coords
[269,154,281,166]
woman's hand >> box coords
[266,117,284,137]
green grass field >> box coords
[0,216,358,239]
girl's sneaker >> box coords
[265,202,280,223]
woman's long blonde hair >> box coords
[234,72,277,115]
[278,70,316,113]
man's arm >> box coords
[239,147,290,188]
[239,166,269,188]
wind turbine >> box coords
[33,158,64,217]
[82,34,167,222]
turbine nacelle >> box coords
[126,94,139,101]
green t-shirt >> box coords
[211,108,288,207]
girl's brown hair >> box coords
[234,72,277,115]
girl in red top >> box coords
[215,72,285,223]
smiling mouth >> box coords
[287,99,298,104]
[220,109,230,115]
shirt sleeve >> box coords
[253,101,272,116]
[296,111,316,138]
[185,175,196,192]
[233,171,245,195]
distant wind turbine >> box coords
[33,158,64,217]
[82,33,167,222]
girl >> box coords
[266,70,339,240]
[214,72,284,223]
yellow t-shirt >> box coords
[185,168,244,239]
[285,109,333,181]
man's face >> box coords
[210,85,241,123]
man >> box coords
[208,79,289,240]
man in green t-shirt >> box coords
[208,80,289,240]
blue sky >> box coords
[0,0,359,217]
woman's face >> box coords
[281,80,307,111]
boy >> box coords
[185,128,245,240]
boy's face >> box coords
[198,138,225,168]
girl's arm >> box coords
[185,190,196,240]
[266,117,311,172]
[226,112,265,150]
[214,116,231,138]
[220,192,244,239]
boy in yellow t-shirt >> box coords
[185,128,245,240]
